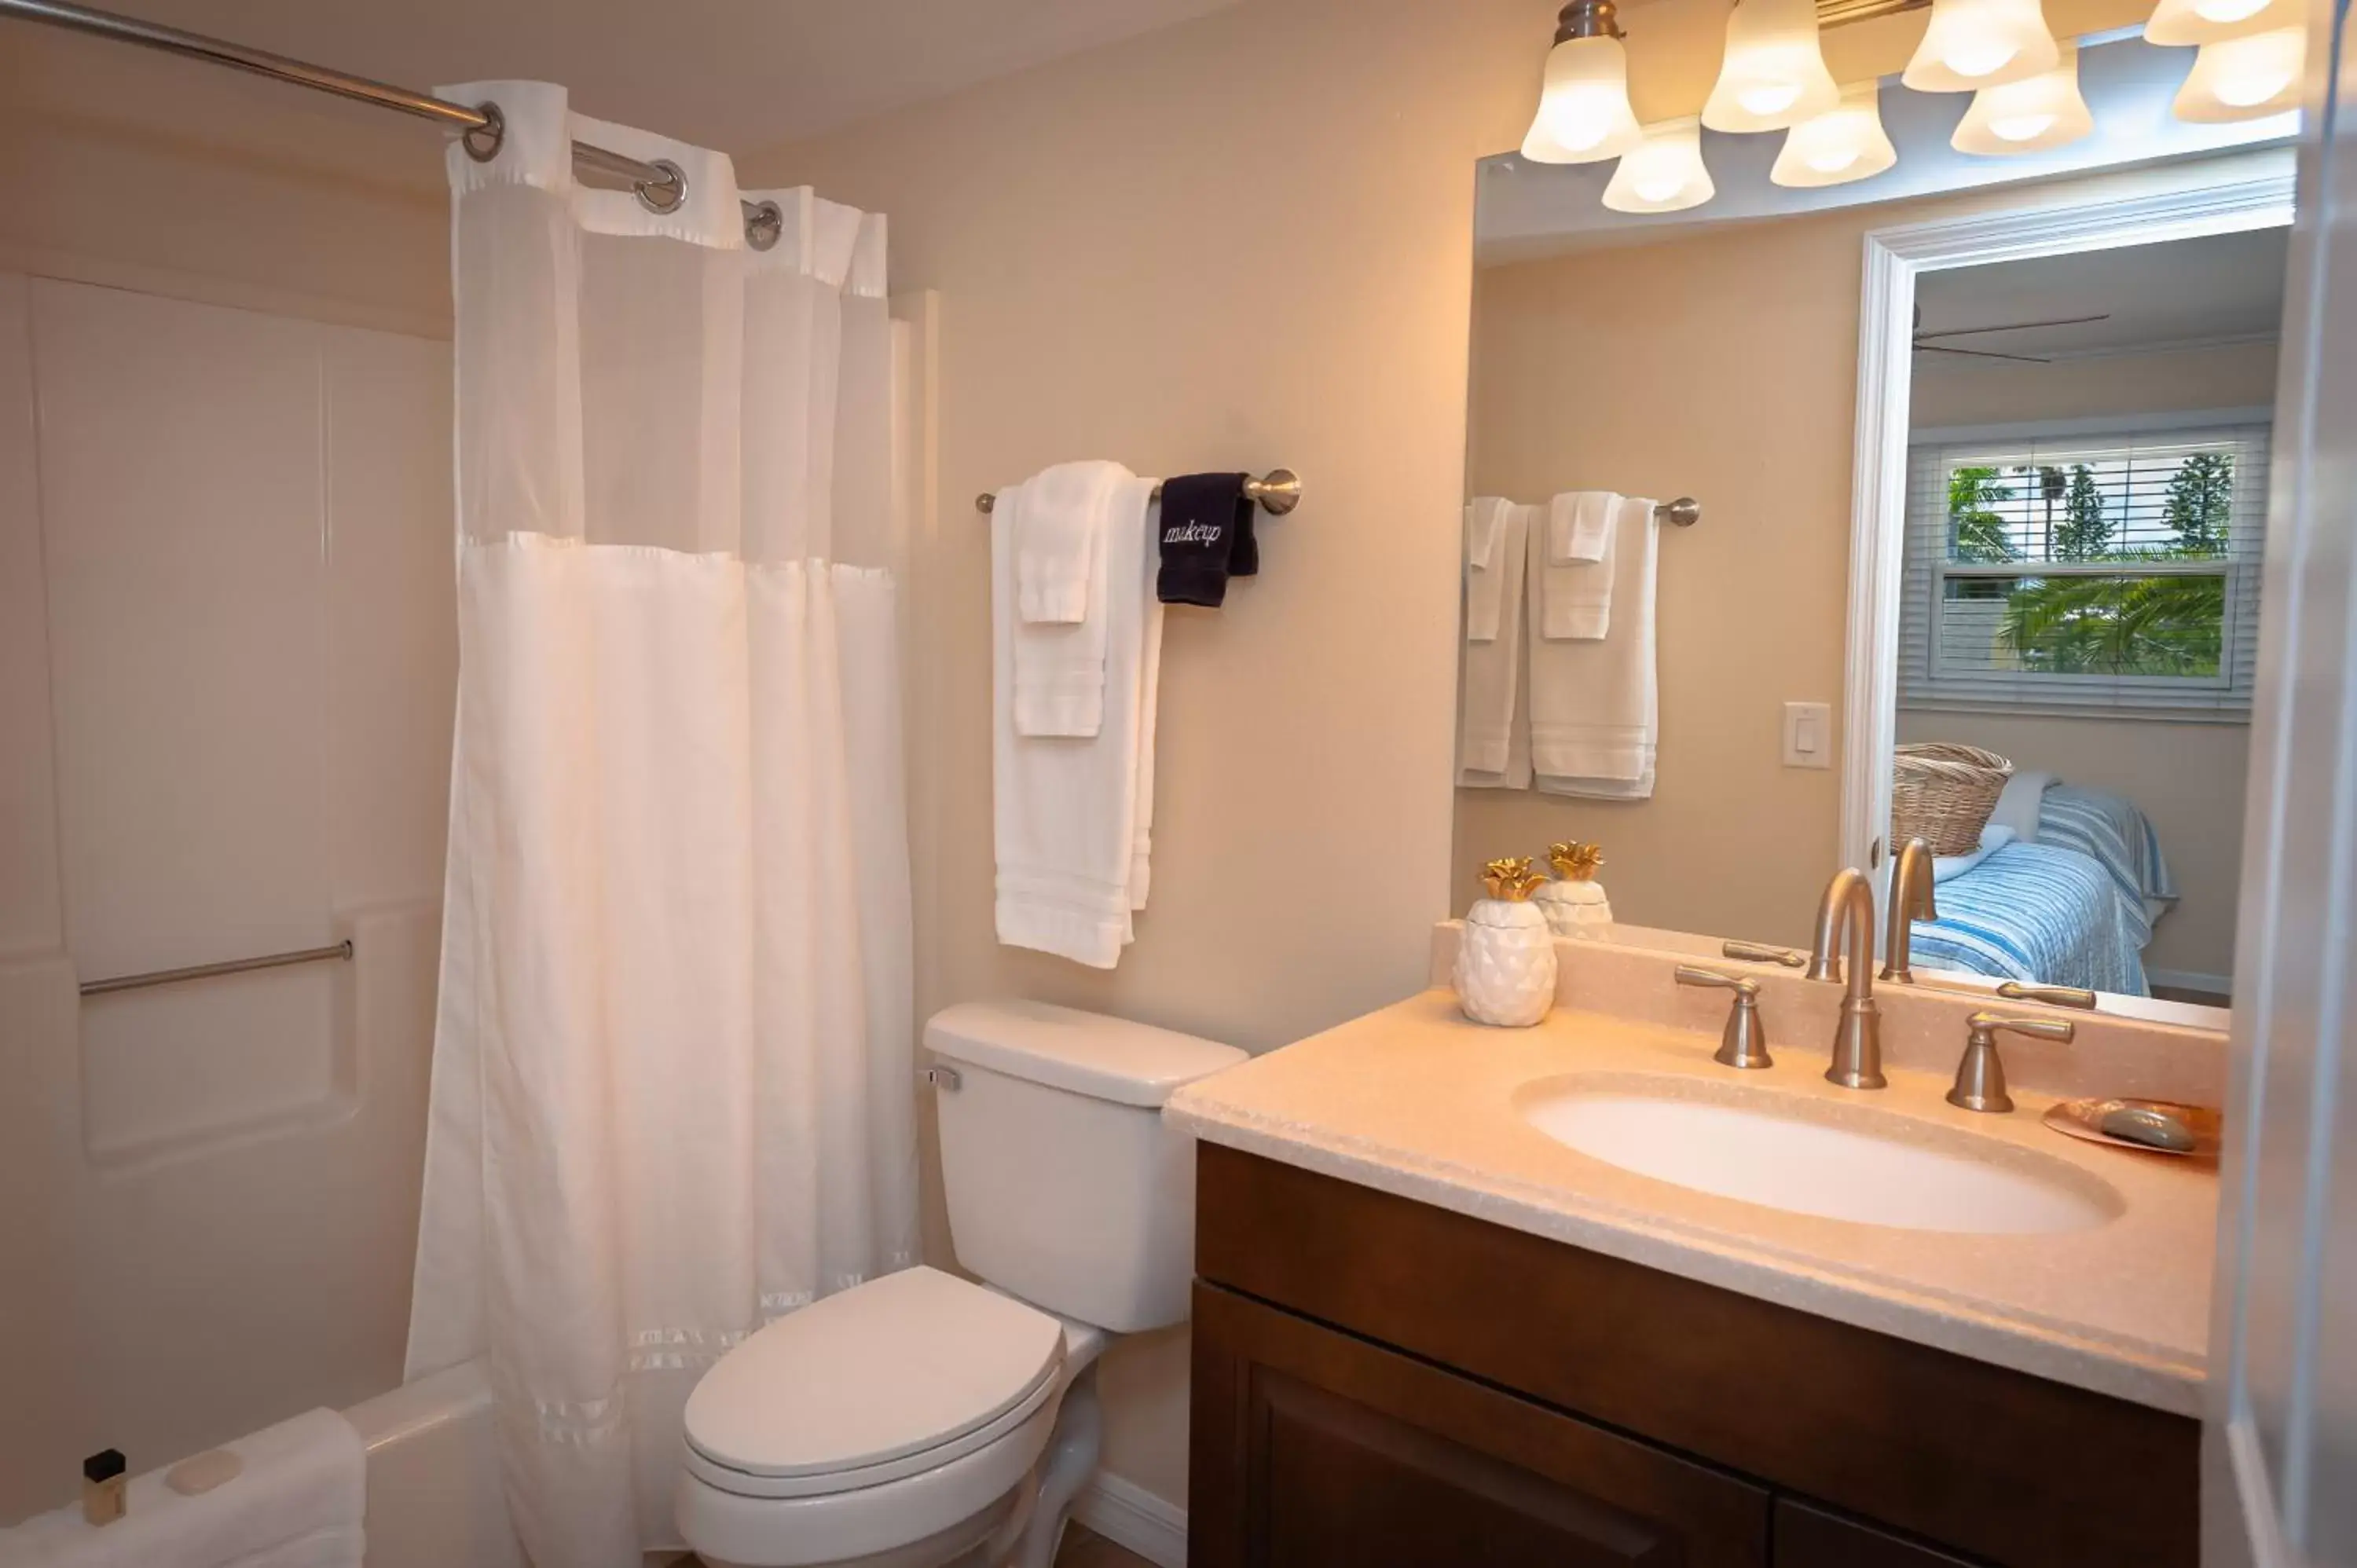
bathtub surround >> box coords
[400,85,916,1568]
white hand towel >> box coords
[1014,459,1123,624]
[1538,491,1622,640]
[0,1409,365,1568]
[995,472,1160,967]
[1547,490,1618,566]
[1458,500,1530,782]
[1528,495,1659,797]
[1005,463,1135,737]
[1130,502,1168,910]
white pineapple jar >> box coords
[1454,857,1559,1028]
[1534,841,1613,939]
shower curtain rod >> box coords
[0,0,787,250]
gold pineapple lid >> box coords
[1482,856,1548,901]
[1548,841,1605,882]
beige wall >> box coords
[1912,339,2279,427]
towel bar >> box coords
[1657,497,1701,527]
[81,939,354,998]
[976,468,1302,517]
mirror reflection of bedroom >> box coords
[1893,226,2285,1010]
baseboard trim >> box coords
[1072,1472,1187,1568]
[2148,966,2232,998]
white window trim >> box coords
[1900,416,2267,721]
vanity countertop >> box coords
[1164,989,2216,1416]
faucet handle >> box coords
[1675,966,1772,1070]
[1996,980,2099,1010]
[1947,1010,2076,1113]
[1723,940,1807,968]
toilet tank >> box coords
[924,1000,1246,1333]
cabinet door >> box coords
[1773,1500,1979,1568]
[1191,1282,1769,1568]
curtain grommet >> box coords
[462,102,505,164]
[745,200,784,252]
[636,159,689,216]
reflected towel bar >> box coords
[976,469,1303,516]
[81,940,354,998]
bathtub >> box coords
[346,1362,523,1568]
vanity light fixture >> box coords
[1952,41,2094,152]
[1603,117,1716,213]
[1771,79,1898,185]
[1902,0,2062,92]
[1523,0,1644,163]
[2145,0,2297,46]
[2172,24,2305,119]
[1703,0,1843,132]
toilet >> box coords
[675,999,1246,1568]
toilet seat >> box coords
[682,1266,1065,1502]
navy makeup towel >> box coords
[1156,473,1256,607]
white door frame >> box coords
[1838,161,2299,881]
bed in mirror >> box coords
[1452,94,2289,1027]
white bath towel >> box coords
[1538,490,1622,640]
[995,471,1162,966]
[1459,500,1530,782]
[0,1409,365,1568]
[1003,463,1132,736]
[1528,495,1659,796]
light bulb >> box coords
[1602,119,1715,213]
[1771,80,1898,187]
[1523,33,1643,163]
[1904,0,2061,92]
[2146,0,2293,46]
[1951,40,2092,152]
[1703,0,1841,132]
[2173,25,2305,119]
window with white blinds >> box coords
[1900,420,2268,718]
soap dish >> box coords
[2044,1097,2221,1160]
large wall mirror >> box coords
[1452,49,2293,1025]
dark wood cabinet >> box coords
[1189,1144,2197,1568]
[1193,1282,1769,1568]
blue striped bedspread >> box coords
[2036,784,2179,922]
[1910,841,2152,995]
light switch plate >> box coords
[1783,702,1832,769]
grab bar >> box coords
[80,939,354,998]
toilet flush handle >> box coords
[923,1063,962,1091]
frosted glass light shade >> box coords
[1772,82,1899,185]
[2146,0,2295,47]
[1903,0,2062,91]
[2173,25,2305,119]
[1952,42,2094,152]
[1604,119,1716,213]
[1703,0,1842,132]
[1523,35,1644,163]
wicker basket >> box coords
[1891,744,2014,856]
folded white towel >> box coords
[995,472,1161,967]
[1934,823,2018,883]
[1538,491,1622,640]
[1129,506,1168,910]
[1013,460,1124,625]
[1528,496,1659,796]
[0,1409,365,1568]
[1459,500,1530,782]
[1547,490,1618,566]
[1989,769,2058,842]
[1004,463,1135,737]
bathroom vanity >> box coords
[1171,939,2222,1568]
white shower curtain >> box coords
[401,83,918,1568]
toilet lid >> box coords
[683,1266,1065,1479]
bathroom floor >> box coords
[1057,1526,1156,1567]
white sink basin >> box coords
[1520,1080,2119,1234]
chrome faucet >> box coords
[1807,867,1886,1090]
[1879,837,1937,984]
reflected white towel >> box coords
[1004,463,1133,736]
[1538,491,1622,639]
[995,473,1161,966]
[1529,496,1659,796]
[0,1409,365,1568]
[1459,500,1530,782]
